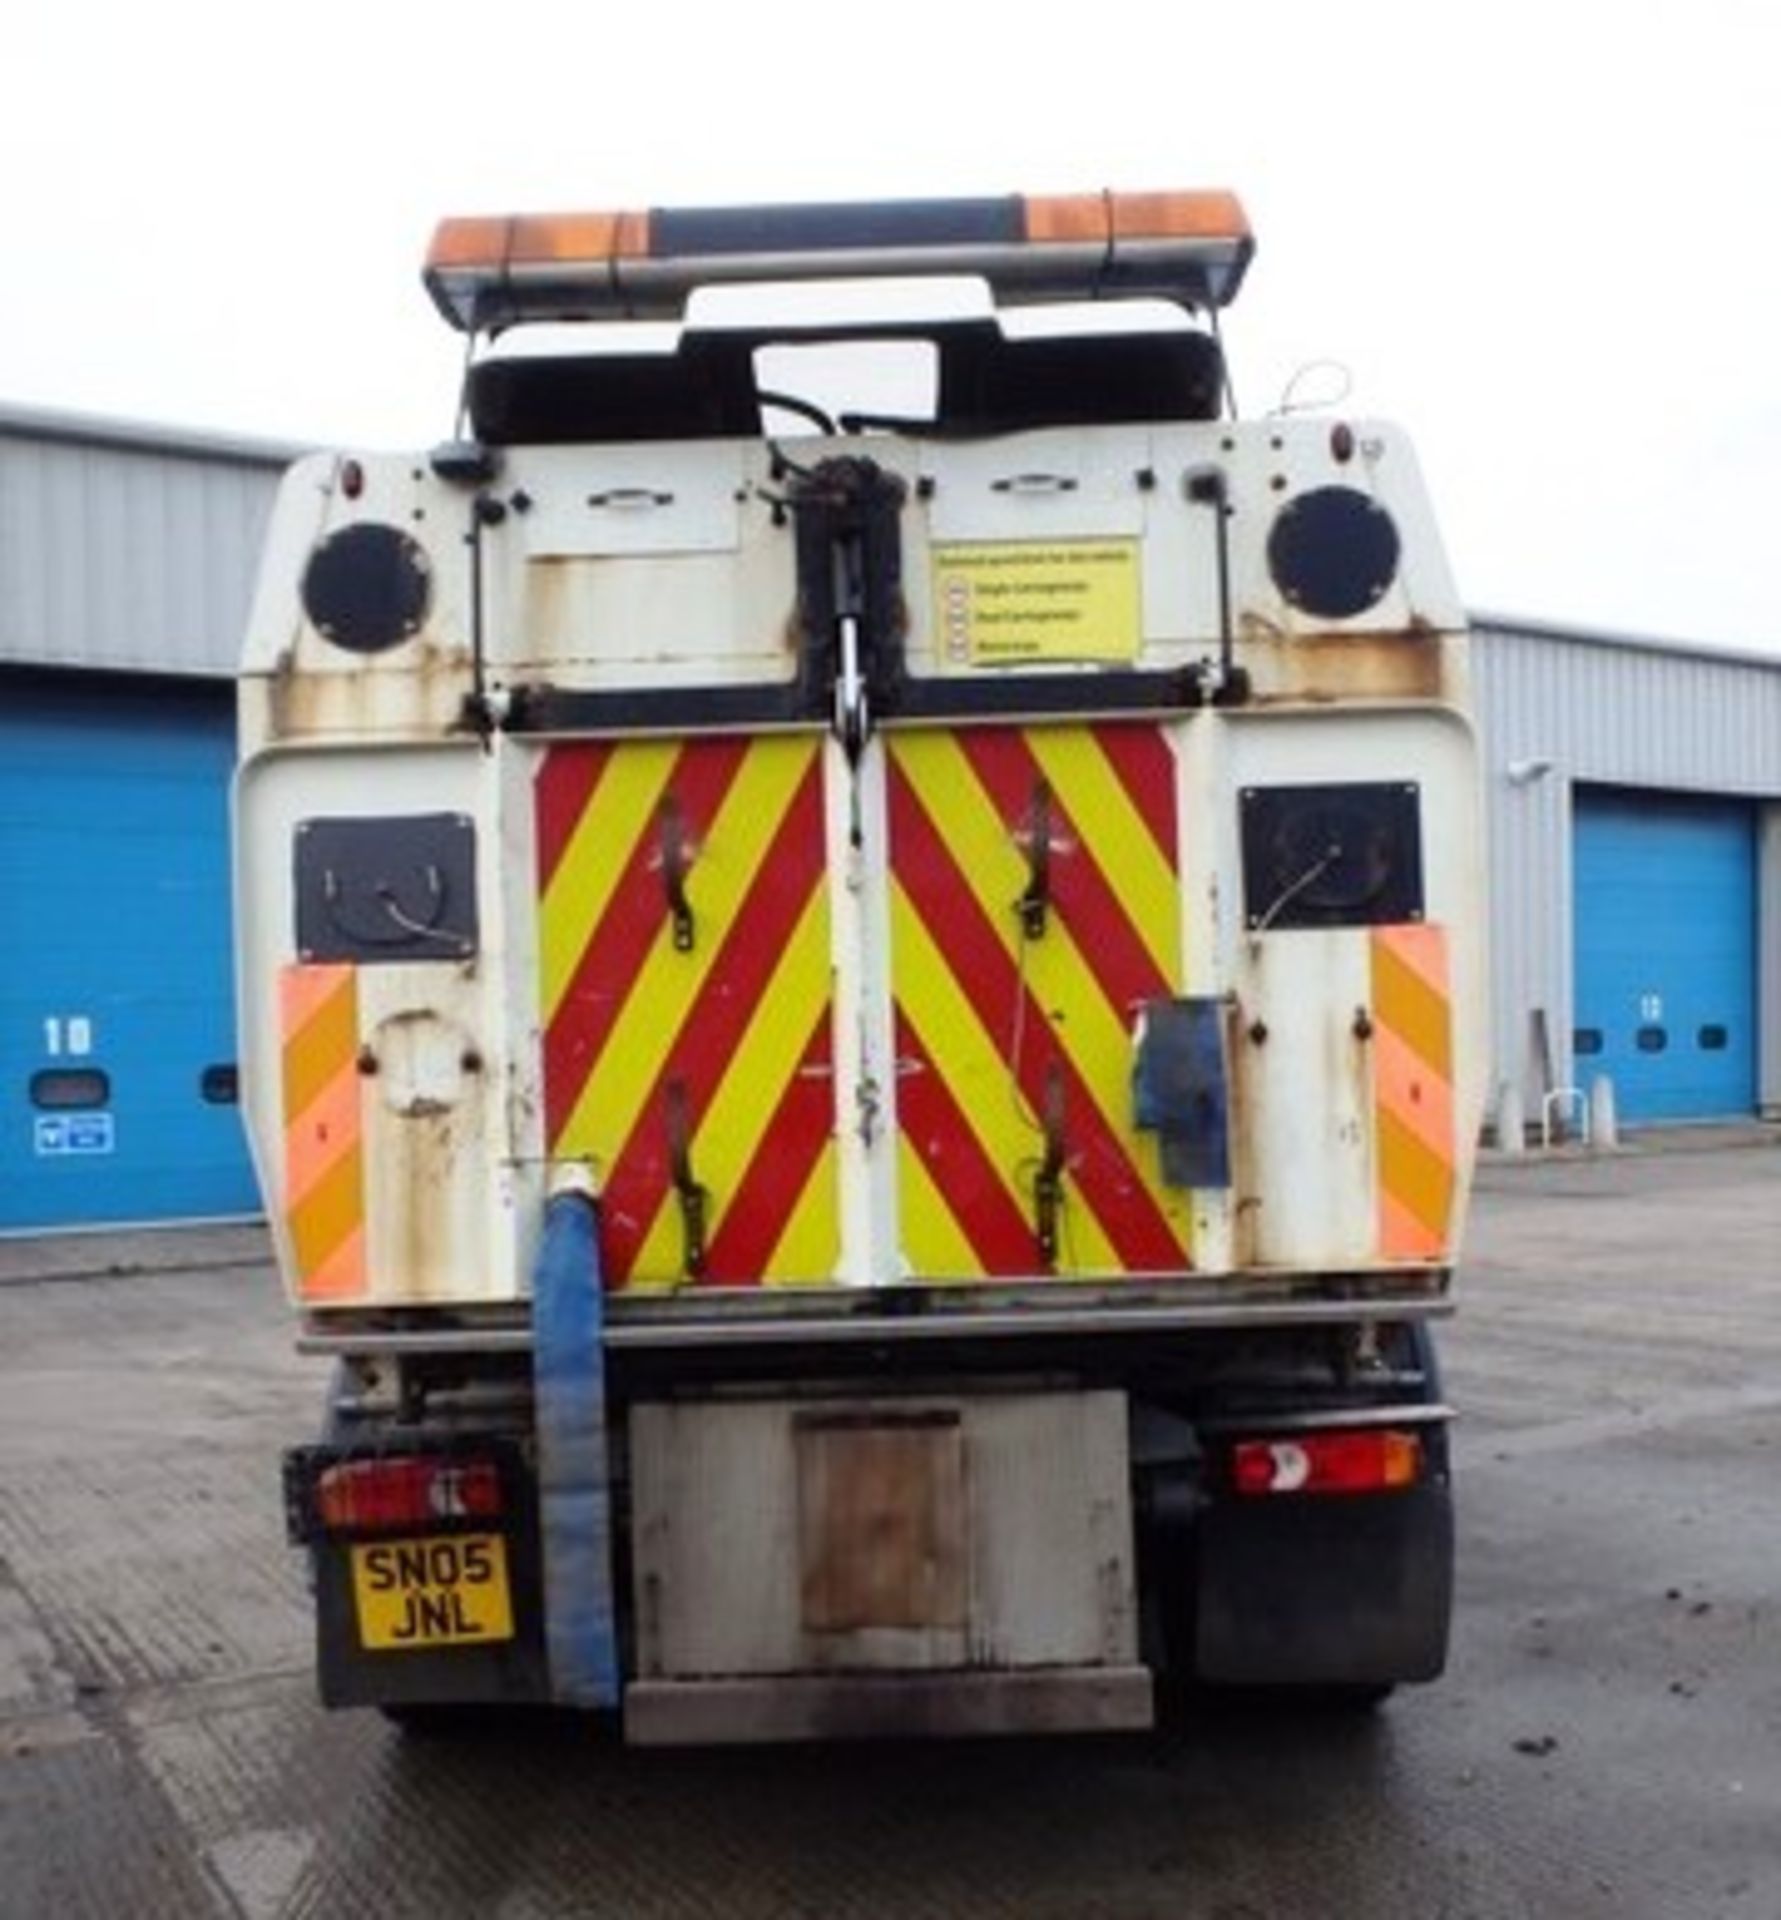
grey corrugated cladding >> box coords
[1470,615,1781,1117]
[0,404,301,679]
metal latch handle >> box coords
[991,472,1079,496]
[588,487,674,509]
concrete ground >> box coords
[1,1130,1777,1918]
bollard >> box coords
[1494,1079,1526,1155]
[1588,1074,1619,1152]
[1541,1086,1589,1150]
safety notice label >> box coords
[34,1113,115,1157]
[933,540,1142,666]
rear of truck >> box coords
[238,190,1485,1740]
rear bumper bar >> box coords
[624,1667,1154,1744]
[298,1292,1452,1359]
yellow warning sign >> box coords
[933,541,1142,666]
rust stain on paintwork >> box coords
[359,987,492,1305]
[1224,984,1264,1272]
[1236,622,1453,706]
[522,557,574,657]
[256,636,473,743]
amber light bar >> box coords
[423,189,1254,332]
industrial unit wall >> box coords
[0,670,260,1229]
[0,405,290,679]
[0,406,293,1231]
[1473,620,1781,1125]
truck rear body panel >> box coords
[239,696,1481,1312]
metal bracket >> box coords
[835,609,869,765]
[1017,779,1054,941]
[1034,1063,1068,1270]
[665,1079,709,1278]
[657,794,696,953]
[1184,464,1250,707]
[788,455,907,752]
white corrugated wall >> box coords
[0,407,295,678]
[1472,618,1781,1121]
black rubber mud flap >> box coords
[1193,1478,1453,1686]
[291,1431,551,1714]
[310,1528,551,1713]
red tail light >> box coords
[1232,1428,1422,1497]
[314,1456,503,1533]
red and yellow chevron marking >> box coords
[537,735,837,1289]
[888,723,1190,1279]
[279,964,367,1303]
[1371,925,1456,1261]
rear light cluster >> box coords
[314,1456,504,1534]
[1231,1428,1423,1497]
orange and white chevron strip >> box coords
[1371,925,1456,1261]
[279,964,368,1302]
[537,735,837,1289]
[888,723,1191,1279]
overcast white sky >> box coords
[6,2,1777,651]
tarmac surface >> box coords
[1,1127,1777,1917]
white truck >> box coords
[238,189,1485,1739]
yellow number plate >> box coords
[349,1533,514,1651]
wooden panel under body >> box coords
[796,1410,968,1636]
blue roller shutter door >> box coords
[0,679,261,1229]
[1571,787,1757,1121]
